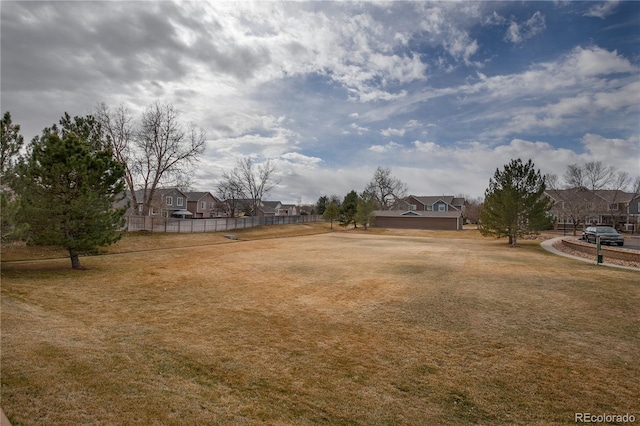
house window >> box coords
[608,203,618,211]
[201,201,206,209]
[166,196,173,206]
[427,205,433,211]
[438,204,446,211]
[409,204,416,211]
[177,197,184,207]
[210,202,215,209]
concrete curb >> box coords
[1,408,11,426]
[540,237,639,271]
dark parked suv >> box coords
[583,226,624,246]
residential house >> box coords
[237,200,299,217]
[276,203,298,216]
[152,188,191,218]
[184,191,225,218]
[545,187,640,232]
[375,195,466,230]
[123,188,191,218]
[256,201,279,217]
[397,195,465,214]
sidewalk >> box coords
[540,237,639,271]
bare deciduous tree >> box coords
[217,171,245,218]
[95,102,138,210]
[96,102,206,215]
[364,166,408,210]
[218,157,279,216]
[584,161,614,191]
[463,196,483,224]
[563,164,585,188]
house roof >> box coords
[545,188,637,204]
[183,191,217,201]
[406,195,465,209]
[255,200,279,214]
[593,190,637,203]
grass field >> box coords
[1,223,639,425]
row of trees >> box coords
[315,166,405,230]
[322,159,555,246]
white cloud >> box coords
[413,141,442,153]
[279,152,323,168]
[381,127,406,137]
[350,123,370,135]
[369,142,401,153]
[2,2,637,204]
[504,11,546,44]
[580,133,639,160]
[443,28,480,66]
[584,1,620,19]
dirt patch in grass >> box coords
[1,228,639,424]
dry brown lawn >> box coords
[1,223,639,425]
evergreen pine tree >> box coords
[15,114,127,269]
[340,190,359,228]
[323,202,340,229]
[1,112,27,241]
[479,158,553,247]
[355,192,377,230]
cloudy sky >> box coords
[2,1,639,204]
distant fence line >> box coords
[125,215,324,233]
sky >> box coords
[2,1,639,204]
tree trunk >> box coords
[69,249,82,269]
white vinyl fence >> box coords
[125,215,324,233]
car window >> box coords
[596,227,617,234]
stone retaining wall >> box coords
[561,238,640,263]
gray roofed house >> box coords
[545,187,640,231]
[397,195,465,213]
[184,191,225,218]
[375,194,466,230]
